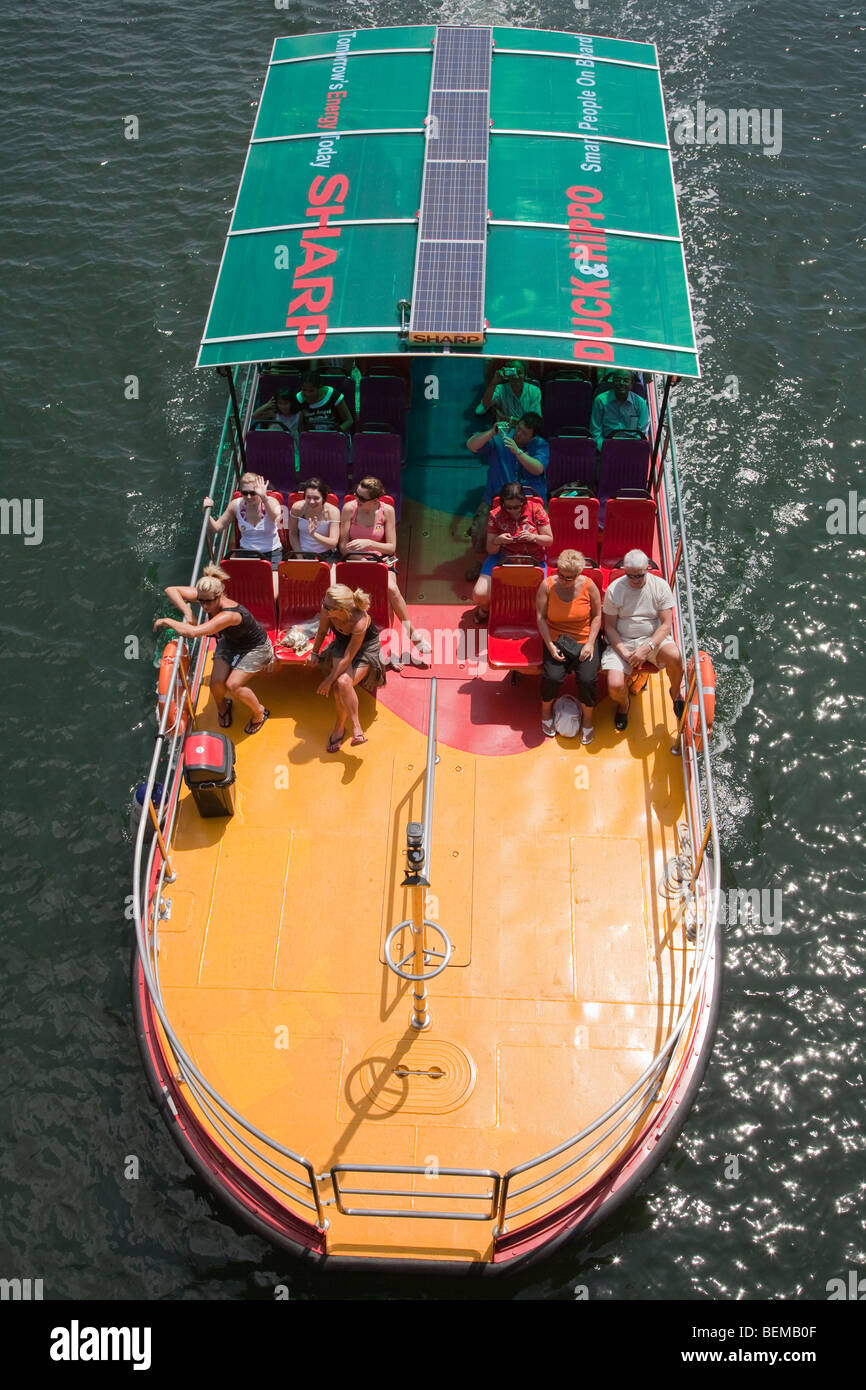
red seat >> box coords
[580,565,605,596]
[341,493,395,509]
[598,498,657,569]
[274,561,331,664]
[548,496,600,563]
[487,564,546,671]
[287,491,340,510]
[221,557,277,642]
[335,560,397,662]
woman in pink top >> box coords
[339,476,430,655]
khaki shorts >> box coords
[600,637,677,674]
[214,636,274,673]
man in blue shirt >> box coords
[467,412,550,505]
[464,413,549,578]
[590,370,649,451]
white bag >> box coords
[553,694,582,738]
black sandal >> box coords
[218,700,233,728]
[244,708,270,735]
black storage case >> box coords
[182,732,236,818]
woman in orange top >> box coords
[536,548,602,743]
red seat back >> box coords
[489,565,545,634]
[221,557,277,633]
[276,561,331,630]
[288,491,340,509]
[548,496,600,563]
[335,560,391,632]
[598,498,657,568]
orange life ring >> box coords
[686,650,715,750]
[156,640,190,734]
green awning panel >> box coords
[198,25,699,377]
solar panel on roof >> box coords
[408,26,492,345]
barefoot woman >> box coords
[309,583,387,750]
[157,564,272,735]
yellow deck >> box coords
[156,657,692,1263]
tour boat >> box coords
[132,24,722,1273]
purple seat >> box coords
[358,376,407,446]
[298,431,351,496]
[352,432,403,521]
[598,439,652,524]
[243,431,296,491]
[546,436,597,495]
[256,372,302,407]
[541,378,593,435]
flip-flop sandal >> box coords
[327,731,347,752]
[350,734,368,746]
[218,700,233,728]
[244,708,270,735]
[470,607,488,625]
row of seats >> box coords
[545,496,657,568]
[243,430,403,516]
[217,556,398,665]
[257,371,408,442]
[486,562,655,674]
[219,546,660,679]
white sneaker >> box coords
[581,725,595,745]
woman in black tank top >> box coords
[157,564,274,735]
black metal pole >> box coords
[217,365,246,474]
[651,373,674,469]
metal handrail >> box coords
[132,365,722,1246]
[421,676,438,866]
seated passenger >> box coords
[296,371,353,434]
[339,477,430,654]
[309,583,387,750]
[536,549,602,744]
[601,549,684,731]
[157,564,272,734]
[287,477,340,561]
[470,482,552,623]
[589,370,649,450]
[252,388,298,433]
[203,472,283,594]
[478,360,542,424]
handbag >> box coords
[555,633,583,660]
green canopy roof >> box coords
[197,26,699,376]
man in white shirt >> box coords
[601,549,684,731]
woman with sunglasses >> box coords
[308,583,387,751]
[536,548,602,743]
[339,476,430,655]
[470,481,553,623]
[156,565,272,735]
[203,472,283,594]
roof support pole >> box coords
[651,373,674,471]
[217,365,247,476]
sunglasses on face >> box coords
[625,571,647,580]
